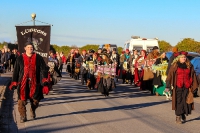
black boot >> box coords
[30,108,36,119]
[181,114,186,123]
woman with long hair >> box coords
[95,53,115,97]
[166,51,198,124]
[101,54,111,65]
[134,50,148,90]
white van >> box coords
[124,36,159,53]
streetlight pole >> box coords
[31,13,36,26]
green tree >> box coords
[117,47,123,54]
[50,44,71,55]
[158,40,172,52]
[176,38,200,52]
[80,44,99,52]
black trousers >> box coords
[81,73,87,84]
[175,88,191,116]
[54,66,62,77]
[59,64,63,73]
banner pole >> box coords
[31,13,36,26]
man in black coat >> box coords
[78,50,88,85]
[10,48,19,72]
[9,42,49,123]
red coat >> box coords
[9,53,49,100]
[176,68,192,89]
[61,55,66,64]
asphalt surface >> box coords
[11,71,200,133]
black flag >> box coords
[16,26,51,63]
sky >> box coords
[0,0,200,47]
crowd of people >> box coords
[56,46,199,124]
[0,46,20,72]
[6,42,199,124]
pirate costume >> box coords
[95,53,116,97]
[166,51,199,124]
[78,50,88,85]
[9,43,49,123]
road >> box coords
[4,71,200,133]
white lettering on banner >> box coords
[34,51,48,57]
[20,28,47,36]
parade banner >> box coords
[16,25,51,63]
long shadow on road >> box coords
[40,86,155,108]
[40,74,165,108]
[36,100,170,121]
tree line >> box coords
[0,38,200,55]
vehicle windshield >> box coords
[147,47,154,53]
[124,43,129,50]
[187,56,195,61]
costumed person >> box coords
[9,42,49,123]
[66,51,75,78]
[129,49,139,85]
[87,52,99,89]
[78,50,88,85]
[86,49,95,89]
[144,46,159,94]
[10,48,19,72]
[95,53,115,97]
[166,51,199,124]
[134,50,148,90]
[1,49,7,72]
[119,51,125,82]
[110,48,120,82]
[74,49,81,58]
[59,52,66,73]
[56,54,63,76]
[107,48,112,58]
[98,48,102,54]
[120,49,131,84]
[6,48,11,72]
[49,51,62,77]
[4,47,11,72]
[152,52,169,98]
[73,49,81,80]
